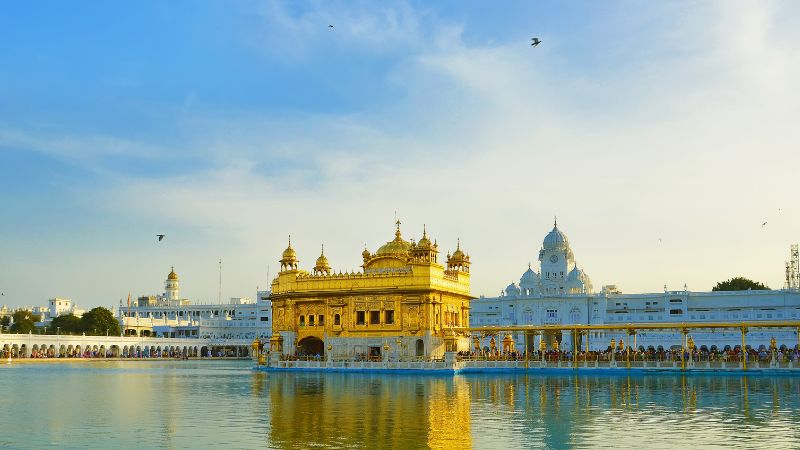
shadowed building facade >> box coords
[269,221,472,360]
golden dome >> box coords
[315,254,329,267]
[451,238,466,260]
[314,244,330,274]
[167,266,178,280]
[375,221,412,256]
[417,224,432,249]
[281,236,297,261]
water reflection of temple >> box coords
[267,374,471,449]
[261,372,795,448]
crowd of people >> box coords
[457,343,800,363]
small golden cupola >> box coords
[362,245,371,264]
[314,244,331,275]
[280,235,299,271]
[411,224,438,263]
[447,238,470,272]
[167,266,179,280]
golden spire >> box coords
[314,243,330,274]
[280,234,298,269]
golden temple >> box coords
[269,221,472,360]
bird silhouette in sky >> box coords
[531,37,541,47]
[761,222,768,228]
[328,24,334,28]
[157,234,165,242]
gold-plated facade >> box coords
[270,221,472,359]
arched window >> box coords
[334,314,341,325]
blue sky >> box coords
[1,1,799,309]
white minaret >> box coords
[165,266,180,301]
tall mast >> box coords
[218,258,223,304]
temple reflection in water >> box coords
[260,373,800,449]
[266,373,471,449]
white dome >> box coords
[543,224,570,251]
[520,266,538,284]
[567,264,584,282]
[505,282,520,296]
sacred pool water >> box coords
[1,361,799,449]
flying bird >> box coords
[157,234,165,242]
[531,37,541,47]
[761,222,768,228]
[328,24,334,28]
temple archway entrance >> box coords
[298,337,324,357]
[415,339,425,357]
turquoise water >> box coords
[1,361,799,449]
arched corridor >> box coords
[0,335,253,359]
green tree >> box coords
[712,277,769,291]
[0,316,9,328]
[80,307,121,336]
[9,310,40,333]
[50,313,83,334]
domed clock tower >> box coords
[538,219,574,295]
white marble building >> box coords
[118,267,272,341]
[472,221,800,351]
